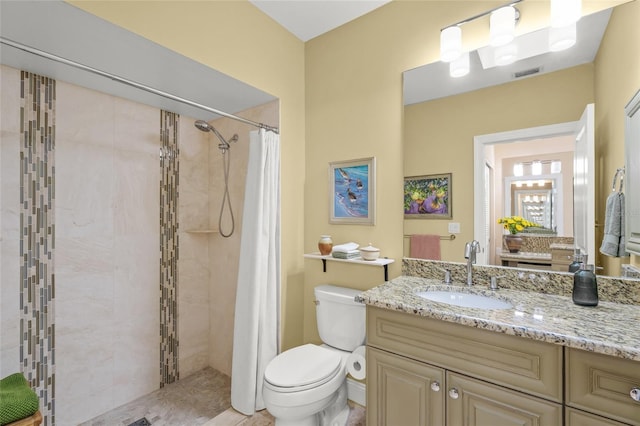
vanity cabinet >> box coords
[367,346,445,425]
[551,246,573,271]
[366,306,563,425]
[366,306,640,425]
[566,348,640,425]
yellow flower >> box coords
[497,215,539,235]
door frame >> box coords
[473,121,578,265]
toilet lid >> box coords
[264,344,342,389]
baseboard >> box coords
[346,378,366,407]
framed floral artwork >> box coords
[404,173,452,219]
[329,157,376,225]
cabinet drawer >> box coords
[566,407,630,426]
[551,249,574,263]
[367,346,445,426]
[367,306,563,401]
[447,372,562,426]
[566,348,640,425]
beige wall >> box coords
[70,0,638,352]
[69,1,307,351]
[594,0,640,273]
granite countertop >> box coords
[356,276,640,361]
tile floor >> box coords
[81,367,366,426]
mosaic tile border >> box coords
[20,71,56,425]
[159,111,179,386]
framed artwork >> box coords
[329,157,376,225]
[404,173,452,219]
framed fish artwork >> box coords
[404,173,452,219]
[329,157,376,225]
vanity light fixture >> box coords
[490,6,517,47]
[551,160,562,173]
[494,43,518,66]
[531,160,542,175]
[513,163,524,176]
[439,0,522,67]
[549,0,581,51]
[450,51,470,77]
[440,26,462,62]
[549,22,577,51]
[550,0,582,28]
[538,180,546,187]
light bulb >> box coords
[449,51,470,77]
[490,6,516,47]
[531,161,542,175]
[494,43,518,66]
[550,0,581,28]
[513,163,524,177]
[441,26,462,62]
[549,23,576,51]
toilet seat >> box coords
[264,344,342,393]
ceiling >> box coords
[249,0,391,41]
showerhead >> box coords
[194,120,238,152]
[194,120,214,133]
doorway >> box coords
[473,105,594,265]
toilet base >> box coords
[272,381,349,426]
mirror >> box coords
[403,3,635,277]
[508,177,558,232]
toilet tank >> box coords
[314,284,366,351]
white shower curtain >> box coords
[231,129,281,415]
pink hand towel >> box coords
[410,234,441,260]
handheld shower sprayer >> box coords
[194,119,239,237]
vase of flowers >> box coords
[497,216,537,253]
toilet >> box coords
[263,284,365,426]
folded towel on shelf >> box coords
[599,191,627,257]
[331,242,359,253]
[410,234,441,260]
[332,250,361,259]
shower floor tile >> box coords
[80,367,231,426]
[81,366,366,426]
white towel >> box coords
[599,192,627,257]
[332,242,359,253]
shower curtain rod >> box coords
[1,37,279,134]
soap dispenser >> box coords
[568,249,583,273]
[572,258,598,307]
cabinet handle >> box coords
[631,387,640,402]
[431,381,440,392]
[448,388,459,399]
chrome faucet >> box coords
[464,240,480,286]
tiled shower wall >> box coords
[0,64,211,424]
[1,62,278,424]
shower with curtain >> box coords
[0,2,281,424]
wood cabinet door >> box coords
[566,407,630,426]
[446,372,562,426]
[367,346,445,426]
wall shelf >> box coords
[304,252,394,281]
[185,229,219,234]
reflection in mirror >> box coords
[403,2,637,277]
[509,178,557,232]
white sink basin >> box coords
[415,290,513,310]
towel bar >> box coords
[404,234,456,240]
